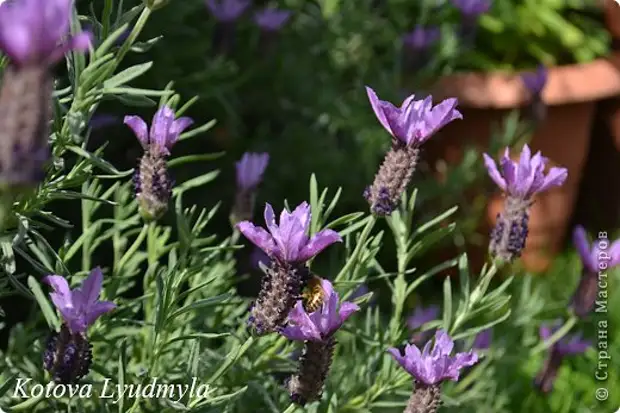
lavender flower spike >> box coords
[534,322,591,393]
[281,278,359,405]
[402,26,441,51]
[451,0,491,17]
[125,106,193,221]
[43,268,115,384]
[389,330,479,413]
[206,0,250,22]
[231,152,269,224]
[407,304,440,345]
[520,65,548,124]
[237,203,342,335]
[364,87,462,216]
[483,144,568,261]
[0,0,92,68]
[254,7,292,32]
[0,0,92,190]
[570,226,620,317]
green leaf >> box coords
[168,152,225,168]
[117,340,127,413]
[165,293,232,323]
[207,337,255,384]
[28,276,60,331]
[103,62,153,89]
[179,119,217,141]
[309,174,320,234]
[443,276,452,331]
[161,333,230,349]
[67,146,122,175]
[172,171,220,196]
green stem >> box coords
[81,181,91,272]
[530,314,577,355]
[335,215,377,282]
[117,223,148,271]
[282,403,298,413]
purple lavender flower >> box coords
[206,0,250,22]
[570,226,620,317]
[472,329,492,350]
[231,152,269,224]
[254,7,292,31]
[483,144,568,261]
[389,330,479,412]
[402,26,441,51]
[237,202,342,335]
[124,106,193,221]
[534,322,591,393]
[363,87,462,215]
[281,278,359,405]
[451,0,490,17]
[0,0,91,190]
[407,304,440,345]
[520,65,548,97]
[42,268,115,383]
[0,0,92,67]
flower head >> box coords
[206,0,250,22]
[254,7,292,31]
[237,202,342,263]
[483,144,568,199]
[388,329,479,385]
[280,279,359,341]
[521,65,548,96]
[124,105,193,156]
[43,267,116,334]
[402,25,440,50]
[572,225,620,274]
[451,0,491,17]
[0,0,92,67]
[539,322,591,356]
[472,329,492,350]
[236,152,269,190]
[366,86,462,146]
[407,304,440,330]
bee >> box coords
[302,275,325,313]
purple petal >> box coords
[84,300,116,327]
[281,301,322,341]
[388,347,411,372]
[483,153,506,190]
[609,239,620,268]
[499,149,516,188]
[43,275,73,311]
[149,106,176,153]
[572,226,594,272]
[536,167,568,193]
[47,31,92,65]
[431,330,454,358]
[515,144,533,195]
[72,267,104,311]
[124,116,149,147]
[419,98,462,143]
[366,86,394,136]
[539,324,553,341]
[298,229,342,262]
[168,116,194,147]
[446,351,479,380]
[338,301,360,323]
[236,221,277,257]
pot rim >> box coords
[432,56,620,109]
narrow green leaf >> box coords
[28,276,60,331]
[309,174,320,234]
[117,340,127,413]
[443,276,452,331]
[67,146,121,174]
[165,293,232,323]
[103,62,153,89]
[178,119,216,141]
[172,171,220,196]
[168,152,225,168]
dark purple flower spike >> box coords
[407,304,440,345]
[280,278,359,405]
[363,87,462,216]
[42,268,115,384]
[237,202,342,336]
[389,330,479,413]
[124,106,193,222]
[231,152,269,225]
[520,65,548,125]
[0,0,91,190]
[534,322,591,393]
[570,226,620,317]
[483,144,567,261]
[206,0,250,54]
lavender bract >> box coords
[237,203,342,335]
[364,87,462,216]
[0,0,91,190]
[483,144,567,261]
[231,152,269,224]
[43,268,116,384]
[389,330,479,413]
[281,279,359,405]
[570,226,620,317]
[125,106,193,221]
[534,322,591,393]
[254,7,292,32]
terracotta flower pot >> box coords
[427,58,620,272]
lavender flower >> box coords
[570,226,620,317]
[231,152,269,224]
[206,0,250,22]
[402,26,441,51]
[237,202,342,335]
[0,0,91,190]
[472,329,492,350]
[451,0,490,17]
[534,322,591,393]
[363,87,462,215]
[520,65,548,124]
[43,268,116,383]
[389,330,479,413]
[281,278,359,405]
[407,304,440,345]
[483,144,568,261]
[124,106,193,221]
[254,7,292,32]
